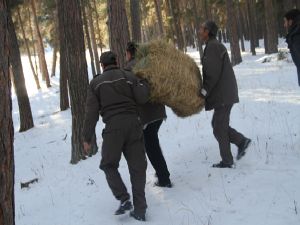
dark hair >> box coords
[126,41,138,58]
[100,51,117,67]
[284,9,300,21]
[204,20,219,38]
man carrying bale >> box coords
[199,21,251,168]
[82,51,149,221]
[125,42,172,188]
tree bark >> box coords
[168,0,184,51]
[56,0,69,111]
[237,2,245,52]
[226,0,242,66]
[86,1,101,74]
[191,0,203,60]
[51,7,59,77]
[154,0,165,38]
[57,0,97,164]
[30,0,51,87]
[246,0,256,55]
[0,1,15,224]
[130,0,141,42]
[107,0,130,68]
[17,7,40,89]
[8,9,34,132]
[27,5,39,77]
[81,1,96,77]
[264,0,278,54]
[92,0,103,53]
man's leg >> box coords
[124,122,147,217]
[212,105,233,165]
[100,129,130,203]
[143,120,170,184]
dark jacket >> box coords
[82,65,150,142]
[286,15,300,83]
[124,59,167,125]
[202,38,239,111]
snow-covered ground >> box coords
[13,41,300,225]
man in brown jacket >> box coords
[199,21,251,168]
[82,51,149,221]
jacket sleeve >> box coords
[82,82,100,143]
[202,43,226,97]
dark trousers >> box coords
[143,120,170,184]
[100,116,147,215]
[212,105,245,165]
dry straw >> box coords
[133,40,205,117]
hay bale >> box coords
[133,40,205,117]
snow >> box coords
[13,40,300,225]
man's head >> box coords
[100,51,117,69]
[126,41,137,62]
[284,9,300,29]
[199,20,218,42]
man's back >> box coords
[90,65,149,123]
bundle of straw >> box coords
[133,40,205,117]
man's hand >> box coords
[198,88,207,98]
[83,142,91,155]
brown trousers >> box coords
[99,116,147,215]
[212,104,245,165]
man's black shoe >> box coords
[114,200,132,215]
[212,161,233,168]
[154,180,172,188]
[130,210,146,221]
[237,138,251,160]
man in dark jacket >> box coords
[125,42,172,187]
[82,51,150,221]
[199,21,251,168]
[284,9,300,86]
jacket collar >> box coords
[103,65,119,72]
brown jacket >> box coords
[82,65,150,142]
[202,38,239,111]
[124,59,167,125]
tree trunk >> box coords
[0,0,15,224]
[27,5,39,77]
[30,0,51,87]
[246,0,256,55]
[51,45,58,77]
[264,0,278,54]
[8,9,34,132]
[154,0,165,38]
[51,8,59,77]
[86,1,101,74]
[92,0,103,53]
[81,1,96,77]
[191,0,203,60]
[57,0,97,164]
[17,7,40,89]
[237,2,245,52]
[168,0,184,51]
[130,0,141,42]
[56,0,69,111]
[107,0,130,68]
[226,0,242,66]
[164,0,175,44]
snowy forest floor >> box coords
[13,41,300,225]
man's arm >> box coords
[82,82,100,144]
[201,43,226,98]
